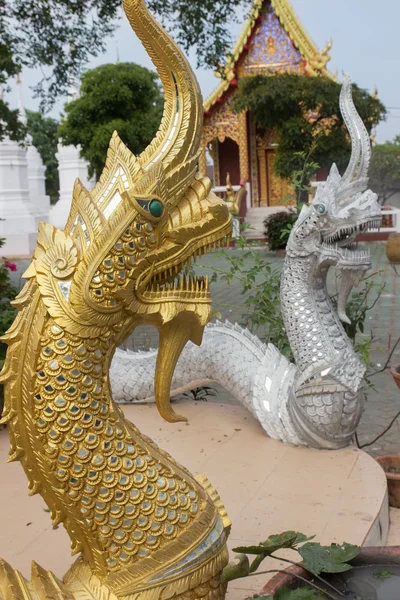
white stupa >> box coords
[50,78,94,229]
[27,143,50,227]
[0,79,38,256]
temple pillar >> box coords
[238,111,249,181]
[257,149,268,206]
[210,141,220,186]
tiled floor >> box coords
[0,402,388,598]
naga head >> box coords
[28,0,231,423]
[286,74,381,322]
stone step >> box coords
[244,207,290,239]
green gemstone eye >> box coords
[149,200,163,218]
[316,204,326,214]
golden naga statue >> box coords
[0,0,232,597]
[225,173,246,216]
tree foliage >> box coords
[58,62,163,178]
[369,136,400,205]
[26,110,60,204]
[1,0,251,140]
[232,73,386,182]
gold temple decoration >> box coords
[0,0,232,598]
[201,0,333,207]
[225,173,246,215]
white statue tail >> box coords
[111,320,301,445]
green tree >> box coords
[58,63,164,179]
[369,136,400,205]
[26,110,60,204]
[1,0,252,140]
[231,73,386,184]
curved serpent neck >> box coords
[281,253,366,449]
[281,255,356,373]
[113,321,269,408]
[112,321,300,446]
[1,280,228,594]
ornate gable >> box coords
[238,3,304,77]
[204,0,332,112]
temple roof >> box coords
[204,0,333,112]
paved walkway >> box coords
[8,242,400,457]
[0,403,388,598]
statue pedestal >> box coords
[0,401,388,598]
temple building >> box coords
[199,0,333,210]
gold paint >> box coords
[0,0,231,598]
[225,174,246,216]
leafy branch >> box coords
[222,531,362,600]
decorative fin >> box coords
[0,559,31,600]
[32,562,74,600]
[123,0,203,191]
[340,73,371,186]
[195,473,231,530]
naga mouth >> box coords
[142,237,230,300]
[321,217,381,324]
[321,217,381,261]
[135,216,232,425]
[323,218,381,246]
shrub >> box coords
[263,210,297,251]
[0,240,18,416]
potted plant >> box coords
[386,233,400,263]
[374,364,400,508]
[222,530,400,599]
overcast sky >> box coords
[7,0,400,143]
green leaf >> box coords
[221,554,250,583]
[275,587,324,600]
[233,532,314,556]
[298,542,360,575]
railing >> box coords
[374,208,400,233]
[212,182,252,209]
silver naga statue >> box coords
[111,76,382,450]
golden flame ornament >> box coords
[0,0,232,597]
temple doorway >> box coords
[256,147,294,207]
[217,138,241,187]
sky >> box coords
[7,0,400,144]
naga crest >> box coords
[286,74,381,322]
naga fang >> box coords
[0,0,232,598]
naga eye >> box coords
[149,199,163,218]
[315,204,326,215]
[136,198,164,219]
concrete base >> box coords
[0,231,37,257]
[49,196,73,230]
[0,401,388,598]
